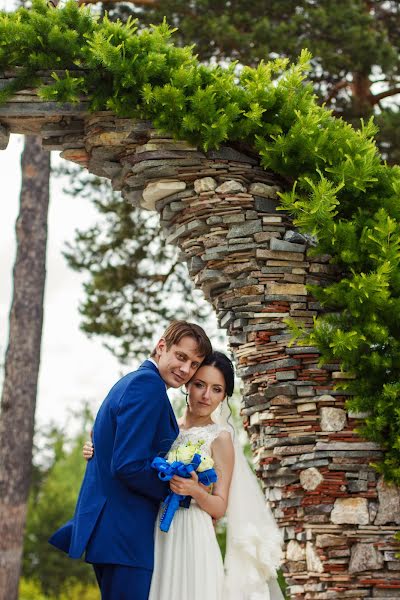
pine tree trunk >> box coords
[351,71,374,117]
[0,136,50,600]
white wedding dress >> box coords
[148,423,284,600]
[149,424,225,600]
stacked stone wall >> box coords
[113,129,400,600]
[1,100,399,598]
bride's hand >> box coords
[83,441,94,461]
[170,471,199,496]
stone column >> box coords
[3,101,399,598]
[104,127,400,600]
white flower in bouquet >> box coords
[197,454,214,472]
[167,440,214,471]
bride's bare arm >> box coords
[169,431,234,520]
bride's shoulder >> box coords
[211,426,234,450]
[212,422,233,437]
[196,422,230,442]
[211,428,235,472]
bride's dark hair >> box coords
[201,351,235,397]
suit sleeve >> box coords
[110,372,170,502]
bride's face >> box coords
[186,366,226,417]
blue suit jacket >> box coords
[49,360,179,570]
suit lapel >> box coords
[168,400,179,437]
[139,360,179,437]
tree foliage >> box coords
[113,0,400,164]
[61,167,210,362]
[61,0,400,359]
[53,0,400,359]
[1,1,400,482]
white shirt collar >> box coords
[147,357,159,370]
[147,357,168,390]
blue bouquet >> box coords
[151,440,217,532]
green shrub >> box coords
[58,581,99,600]
[19,578,99,600]
[19,578,49,600]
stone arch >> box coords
[1,90,400,599]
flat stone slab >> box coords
[331,498,370,525]
[142,180,186,210]
[349,543,384,573]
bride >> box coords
[84,351,284,600]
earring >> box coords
[219,402,224,415]
[185,393,189,407]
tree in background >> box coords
[62,167,212,362]
[0,137,50,600]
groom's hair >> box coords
[151,321,212,358]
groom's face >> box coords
[155,336,204,388]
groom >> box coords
[49,320,212,600]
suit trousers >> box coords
[93,564,153,600]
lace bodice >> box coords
[170,423,231,458]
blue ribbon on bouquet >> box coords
[151,453,217,532]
